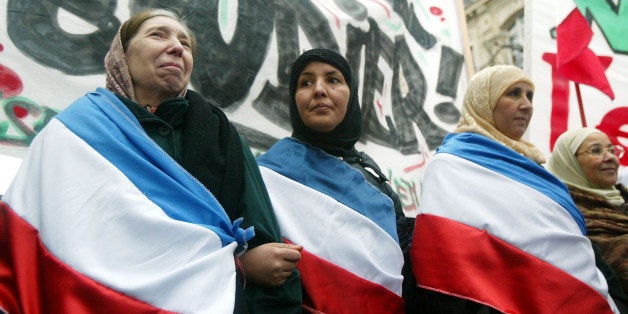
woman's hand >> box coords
[239,242,303,287]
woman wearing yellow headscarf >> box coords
[408,65,622,313]
[549,128,628,295]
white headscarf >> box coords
[455,65,546,164]
[548,128,623,205]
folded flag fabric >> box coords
[257,138,403,313]
[0,88,252,313]
[411,132,619,314]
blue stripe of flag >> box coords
[55,88,242,246]
[438,132,586,235]
[257,137,398,242]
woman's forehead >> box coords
[299,62,343,78]
[583,132,610,144]
[139,16,189,37]
[302,61,339,71]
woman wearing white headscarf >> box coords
[549,128,628,295]
[408,65,621,313]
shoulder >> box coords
[185,90,223,110]
[568,185,618,212]
[186,89,216,107]
[185,89,231,120]
[568,185,604,201]
[616,183,628,198]
[356,151,377,166]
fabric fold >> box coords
[0,88,250,313]
[257,137,403,313]
[411,132,618,314]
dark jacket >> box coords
[343,150,418,312]
[568,184,628,312]
[343,150,414,246]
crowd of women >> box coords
[0,7,626,314]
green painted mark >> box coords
[575,0,628,53]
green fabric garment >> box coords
[237,135,282,247]
[237,135,302,313]
[116,94,187,163]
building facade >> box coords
[464,0,525,71]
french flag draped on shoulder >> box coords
[0,88,253,314]
[257,138,403,314]
[411,132,619,313]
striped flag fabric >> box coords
[0,88,251,313]
[410,132,619,314]
[257,138,404,314]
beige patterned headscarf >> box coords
[455,65,546,164]
[548,128,623,205]
[104,31,137,102]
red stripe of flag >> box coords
[411,214,613,314]
[0,202,173,314]
[297,247,404,313]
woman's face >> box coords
[126,16,193,103]
[493,81,534,140]
[576,132,619,189]
[295,61,350,133]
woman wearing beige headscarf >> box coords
[407,65,623,313]
[549,127,628,294]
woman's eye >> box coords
[590,147,603,155]
[507,89,520,97]
[180,40,191,48]
[526,91,533,101]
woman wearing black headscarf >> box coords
[257,48,404,313]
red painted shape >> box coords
[0,42,24,97]
[403,149,429,172]
[542,53,571,151]
[429,6,443,16]
[0,65,24,97]
[12,105,28,119]
[370,0,391,18]
[596,108,628,166]
[556,9,614,100]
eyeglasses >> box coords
[575,144,625,158]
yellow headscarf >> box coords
[455,65,546,164]
[548,128,623,205]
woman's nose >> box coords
[168,38,184,57]
[520,97,532,110]
[603,149,618,160]
[313,80,327,96]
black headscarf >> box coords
[180,90,244,220]
[289,48,362,157]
